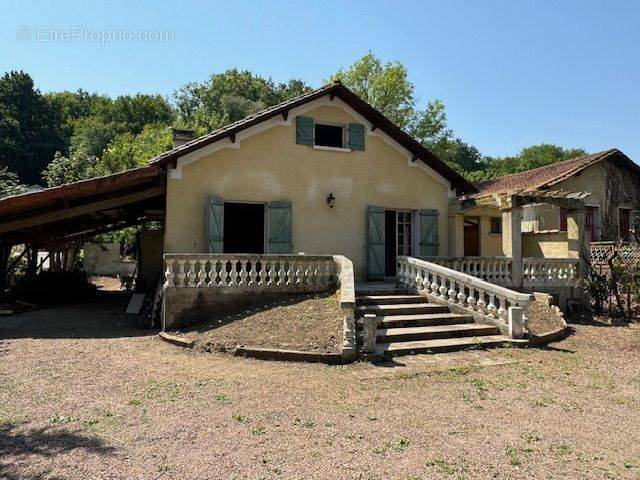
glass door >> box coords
[396,211,412,257]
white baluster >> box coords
[476,289,486,314]
[457,284,467,306]
[487,295,498,318]
[467,288,477,311]
[164,258,175,288]
[248,259,257,286]
[448,281,457,303]
[196,259,206,287]
[186,259,197,287]
[176,259,186,287]
[497,295,507,320]
[438,276,447,298]
[422,270,431,293]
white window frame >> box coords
[313,121,350,151]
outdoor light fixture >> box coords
[326,193,336,208]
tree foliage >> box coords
[0,71,61,184]
[331,53,452,149]
[0,166,27,198]
[2,62,589,193]
[174,69,312,134]
[466,144,589,182]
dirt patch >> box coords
[526,301,565,334]
[176,293,343,353]
[89,276,123,292]
[2,296,640,479]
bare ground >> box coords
[1,292,639,479]
[175,293,343,353]
[526,301,565,334]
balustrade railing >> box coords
[522,258,579,287]
[420,256,513,285]
[398,256,533,334]
[163,254,336,289]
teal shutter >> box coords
[207,195,224,253]
[296,116,314,145]
[419,209,439,256]
[268,201,293,253]
[367,206,385,280]
[348,123,365,150]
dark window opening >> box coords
[559,208,568,231]
[619,208,631,241]
[490,217,502,234]
[223,202,265,254]
[314,124,343,148]
[384,210,397,276]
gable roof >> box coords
[474,149,638,197]
[149,81,477,193]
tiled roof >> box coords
[149,81,477,193]
[474,149,637,197]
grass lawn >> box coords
[0,293,639,479]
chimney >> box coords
[172,128,197,149]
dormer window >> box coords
[314,124,344,148]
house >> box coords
[449,149,640,259]
[0,82,585,359]
[150,81,476,280]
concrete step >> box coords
[357,303,449,316]
[356,312,473,328]
[377,323,501,343]
[356,295,430,305]
[355,288,411,297]
[376,335,510,356]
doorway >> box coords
[223,202,265,253]
[384,210,413,276]
[463,216,480,256]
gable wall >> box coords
[164,103,452,278]
[551,160,640,240]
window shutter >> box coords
[207,195,224,253]
[419,209,439,257]
[296,116,314,145]
[367,206,385,280]
[348,123,365,150]
[268,201,293,254]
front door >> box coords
[463,217,480,256]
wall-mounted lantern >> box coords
[326,193,336,208]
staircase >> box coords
[355,286,511,356]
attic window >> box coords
[314,124,344,148]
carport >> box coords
[0,166,166,297]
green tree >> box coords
[42,151,99,187]
[46,89,107,154]
[97,123,172,175]
[174,69,311,133]
[108,94,174,135]
[467,144,588,181]
[331,53,452,147]
[0,166,27,197]
[0,71,61,184]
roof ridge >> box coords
[147,81,477,192]
[476,149,617,187]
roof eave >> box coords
[150,83,477,193]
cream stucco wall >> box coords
[164,102,452,279]
[522,160,640,241]
[522,232,569,257]
[450,206,504,257]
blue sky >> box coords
[1,0,639,160]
